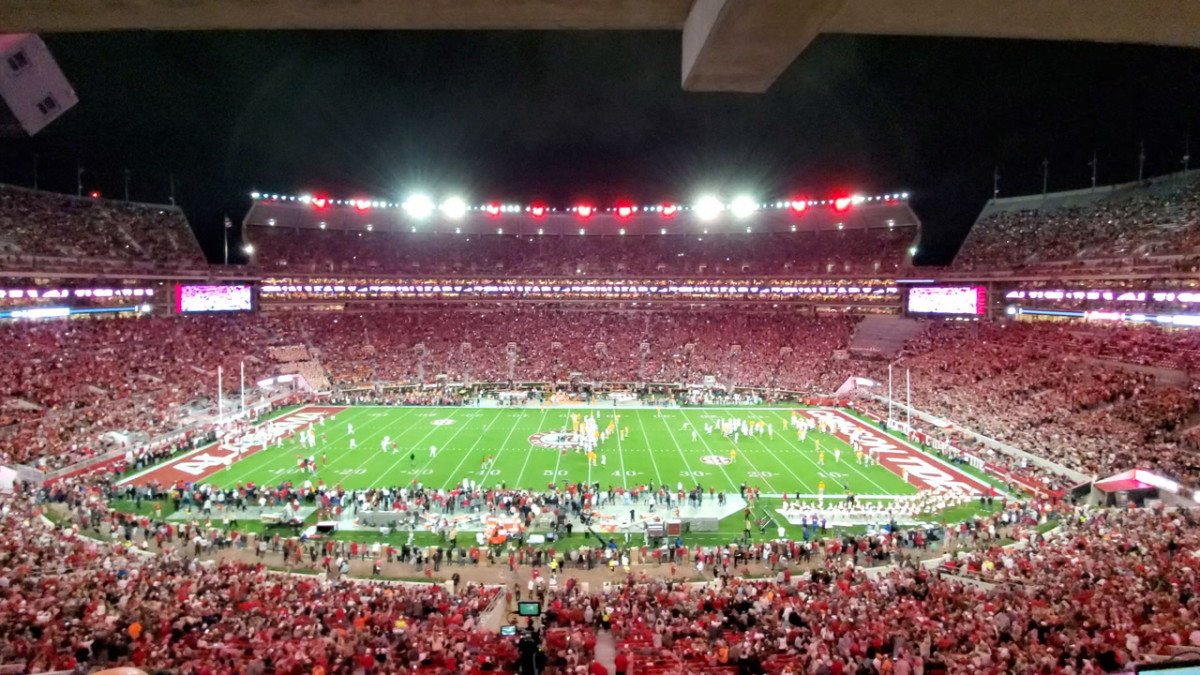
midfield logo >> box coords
[528,432,585,449]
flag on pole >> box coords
[224,216,233,229]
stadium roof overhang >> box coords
[7,0,1200,92]
[242,197,921,235]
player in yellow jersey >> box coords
[729,449,737,463]
[818,451,825,466]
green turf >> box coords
[204,406,918,497]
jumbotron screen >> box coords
[175,284,254,313]
[907,286,986,315]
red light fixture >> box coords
[660,203,678,217]
[790,200,808,213]
[530,205,547,218]
[312,197,328,209]
[616,205,634,218]
[89,191,100,199]
[353,200,371,212]
[485,203,502,217]
[576,205,594,218]
[833,197,852,212]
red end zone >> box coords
[122,406,347,487]
[799,408,994,494]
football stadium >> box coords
[5,9,1200,675]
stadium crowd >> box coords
[954,177,1200,270]
[8,465,1200,674]
[0,185,205,268]
[0,316,278,471]
[5,309,1200,493]
[604,505,1200,675]
[246,227,914,276]
[888,321,1200,487]
[0,484,508,675]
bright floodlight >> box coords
[694,196,724,221]
[402,194,435,219]
[243,243,255,255]
[730,196,758,219]
[441,197,467,219]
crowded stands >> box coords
[8,463,1200,674]
[0,316,277,471]
[245,228,913,276]
[6,181,1200,674]
[4,308,1200,490]
[886,321,1200,486]
[0,185,205,269]
[0,485,505,674]
[954,175,1200,270]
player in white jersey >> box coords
[381,436,391,453]
[429,445,437,458]
[347,423,354,435]
[691,428,699,442]
[349,437,358,449]
[834,448,842,463]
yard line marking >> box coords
[515,407,551,489]
[766,410,893,495]
[616,412,628,489]
[699,412,779,493]
[475,407,527,489]
[578,409,593,487]
[655,410,701,489]
[305,407,420,481]
[394,410,492,490]
[368,409,472,488]
[220,407,380,487]
[739,421,816,494]
[301,407,427,483]
[437,425,492,491]
[635,411,665,487]
[674,410,738,493]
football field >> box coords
[143,405,926,499]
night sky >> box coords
[0,31,1198,265]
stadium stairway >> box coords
[848,315,925,358]
[593,631,618,674]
